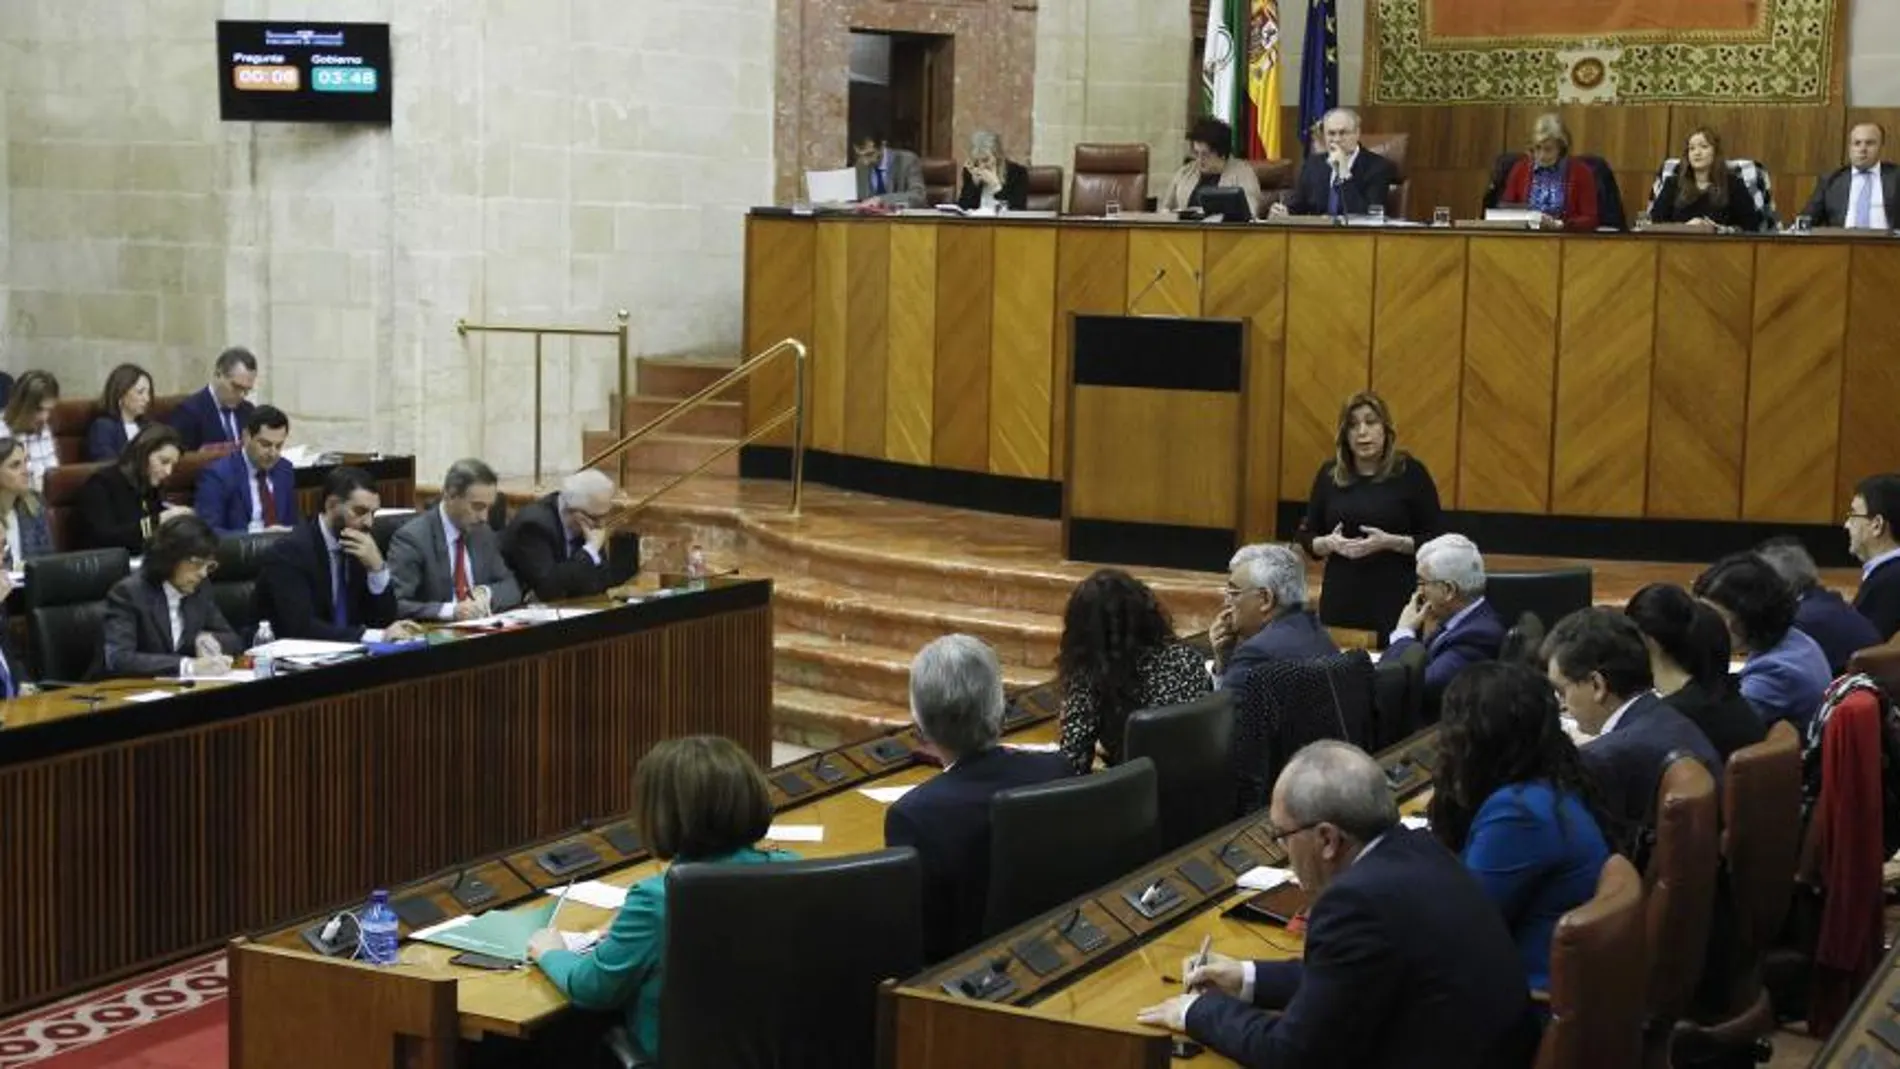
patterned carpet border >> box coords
[0,954,226,1067]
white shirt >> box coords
[3,508,19,572]
[242,453,270,531]
[436,504,485,620]
[1863,545,1900,581]
[163,580,197,675]
[21,428,56,494]
[561,513,603,566]
[122,419,140,445]
[1847,168,1890,230]
[1331,147,1362,183]
[1594,690,1657,739]
[207,385,241,442]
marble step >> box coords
[583,431,740,479]
[636,357,743,401]
[773,630,1046,708]
[622,396,744,438]
[772,575,1061,669]
[770,683,910,750]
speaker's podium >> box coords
[1063,313,1267,572]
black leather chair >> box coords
[214,530,286,643]
[25,548,132,683]
[653,848,922,1069]
[1232,651,1376,813]
[1486,568,1594,631]
[1500,610,1548,672]
[1124,692,1236,852]
[1371,655,1410,751]
[984,757,1159,936]
[1394,641,1427,737]
[369,510,413,557]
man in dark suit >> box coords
[1545,608,1722,854]
[851,129,927,208]
[1385,534,1506,716]
[169,347,258,451]
[255,466,423,643]
[884,634,1070,964]
[1138,740,1534,1068]
[193,405,296,537]
[500,469,637,602]
[1801,123,1896,230]
[1214,543,1338,694]
[388,457,522,620]
[1848,473,1900,641]
[99,514,243,678]
[1758,537,1882,675]
[1270,107,1396,219]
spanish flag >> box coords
[1247,0,1284,159]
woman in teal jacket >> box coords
[528,735,797,1061]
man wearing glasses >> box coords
[501,468,637,602]
[1846,473,1900,641]
[100,514,243,678]
[1385,533,1505,719]
[1212,543,1337,693]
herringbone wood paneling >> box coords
[843,224,891,460]
[1282,234,1375,495]
[1554,240,1657,517]
[1053,229,1130,476]
[885,223,938,466]
[811,222,850,453]
[743,218,814,446]
[1126,229,1205,317]
[932,226,993,472]
[1205,231,1288,541]
[1069,387,1240,528]
[1459,237,1560,514]
[990,228,1059,479]
[1839,246,1900,514]
[1745,244,1847,522]
[1649,243,1752,520]
[1372,236,1466,503]
[1669,106,1846,187]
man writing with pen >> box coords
[1136,741,1535,1069]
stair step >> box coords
[774,631,1048,707]
[622,396,744,438]
[772,575,1060,669]
[636,358,743,402]
[771,684,909,750]
[581,431,739,479]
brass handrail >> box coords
[581,337,807,518]
[456,311,631,488]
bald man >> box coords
[1802,123,1898,229]
[500,469,638,601]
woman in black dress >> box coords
[1296,391,1442,636]
[1647,127,1763,232]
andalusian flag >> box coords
[1247,1,1284,159]
[1201,0,1246,154]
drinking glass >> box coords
[1793,214,1813,235]
[1105,200,1122,219]
[1432,206,1451,227]
[1368,205,1386,226]
[1633,210,1652,231]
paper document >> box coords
[122,690,176,704]
[1400,815,1430,831]
[411,913,475,940]
[562,930,602,954]
[497,606,603,625]
[804,168,858,203]
[167,669,257,683]
[858,785,916,804]
[1236,867,1296,892]
[765,824,825,843]
[1483,207,1541,226]
[410,900,557,960]
[1007,742,1060,754]
[252,638,364,658]
[546,881,629,911]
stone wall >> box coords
[1032,0,1192,195]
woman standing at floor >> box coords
[1296,391,1442,638]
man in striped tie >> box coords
[1801,123,1896,230]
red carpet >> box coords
[0,955,226,1069]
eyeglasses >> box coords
[1266,820,1320,848]
[1222,584,1264,603]
[1847,511,1874,522]
[182,557,219,575]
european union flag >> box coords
[1298,0,1338,156]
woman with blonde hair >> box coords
[1496,113,1601,231]
[0,437,53,568]
[1295,391,1442,635]
[1,370,61,493]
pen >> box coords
[548,879,574,928]
[1192,934,1212,974]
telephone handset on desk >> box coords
[1229,883,1312,933]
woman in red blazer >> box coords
[1498,113,1600,232]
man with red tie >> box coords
[193,405,297,537]
[387,457,522,621]
[169,347,259,451]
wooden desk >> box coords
[0,579,772,1018]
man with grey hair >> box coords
[1272,106,1397,219]
[1386,533,1505,716]
[1756,537,1880,675]
[1213,542,1337,692]
[501,467,637,602]
[957,129,1029,212]
[885,634,1069,964]
[388,457,522,620]
[1137,740,1533,1067]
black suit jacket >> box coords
[1855,555,1900,642]
[254,518,399,642]
[1802,162,1900,227]
[883,746,1070,964]
[499,494,638,602]
[1580,692,1723,851]
[1184,828,1533,1068]
[956,161,1029,211]
[1287,150,1397,217]
[75,465,165,553]
[167,386,254,452]
[99,574,241,678]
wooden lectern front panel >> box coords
[1068,386,1240,529]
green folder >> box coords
[411,900,557,961]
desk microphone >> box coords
[1128,267,1167,315]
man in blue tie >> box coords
[1801,123,1896,230]
[169,347,259,451]
[1272,107,1397,220]
[851,129,927,208]
[253,466,420,642]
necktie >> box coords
[1854,170,1875,229]
[332,549,350,629]
[452,536,472,601]
[221,408,237,442]
[872,167,887,196]
[1328,179,1343,217]
[255,470,276,527]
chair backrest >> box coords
[1232,651,1376,813]
[1068,143,1149,217]
[49,398,94,465]
[1499,610,1548,672]
[1025,164,1065,212]
[215,530,287,641]
[1396,641,1428,735]
[1575,154,1626,230]
[1724,722,1802,954]
[1536,855,1647,1069]
[25,548,132,681]
[43,461,105,552]
[1124,692,1237,851]
[1485,568,1594,631]
[659,848,922,1069]
[370,510,415,556]
[1371,655,1410,752]
[1360,132,1410,217]
[984,757,1159,936]
[920,157,957,206]
[1644,755,1719,1031]
[1650,157,1778,228]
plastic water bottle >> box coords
[686,545,708,590]
[360,889,400,965]
[252,619,275,679]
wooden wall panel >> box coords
[1125,229,1204,317]
[1357,105,1510,170]
[885,223,938,466]
[1281,234,1374,497]
[932,226,993,472]
[1052,229,1129,477]
[1069,388,1239,528]
[990,228,1059,479]
[1839,246,1900,513]
[842,225,892,459]
[1649,243,1753,521]
[1668,106,1846,187]
[1504,105,1672,171]
[1553,240,1656,517]
[1371,236,1466,503]
[742,218,814,445]
[1205,230,1288,541]
[1409,171,1492,220]
[1744,244,1848,522]
[1459,237,1560,514]
[811,222,849,453]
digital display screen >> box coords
[217,21,392,124]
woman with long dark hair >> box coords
[1694,552,1832,729]
[1055,569,1210,775]
[1431,662,1611,992]
[1625,583,1767,760]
